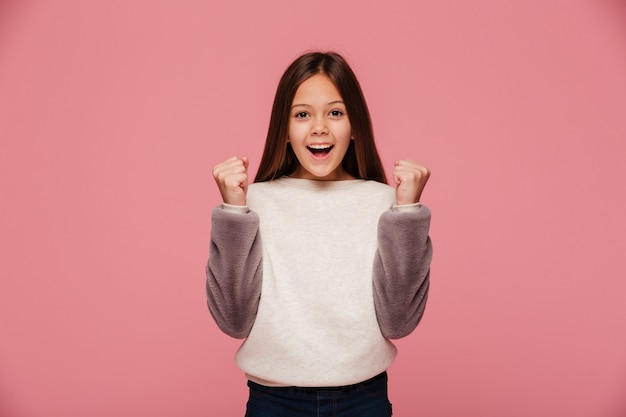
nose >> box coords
[311,117,328,135]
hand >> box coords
[393,159,431,205]
[212,156,249,206]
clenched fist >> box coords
[212,156,249,206]
[393,159,431,206]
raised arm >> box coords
[373,159,432,339]
[206,156,262,338]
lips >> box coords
[307,144,334,156]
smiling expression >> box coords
[288,74,354,181]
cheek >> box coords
[288,122,304,139]
[338,122,353,141]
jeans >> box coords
[244,372,392,417]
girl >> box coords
[206,51,432,417]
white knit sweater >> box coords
[206,177,432,387]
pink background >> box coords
[1,1,625,416]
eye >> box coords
[294,111,309,119]
[329,109,344,118]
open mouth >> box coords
[307,144,334,156]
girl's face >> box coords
[288,74,353,181]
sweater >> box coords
[206,177,432,387]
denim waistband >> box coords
[248,371,387,394]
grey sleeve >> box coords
[372,205,433,339]
[205,206,263,339]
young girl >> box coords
[206,51,432,417]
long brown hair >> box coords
[254,52,387,183]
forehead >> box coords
[293,74,343,104]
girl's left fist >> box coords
[393,159,431,205]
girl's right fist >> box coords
[212,156,249,206]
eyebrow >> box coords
[291,100,345,109]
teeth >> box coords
[308,144,333,150]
